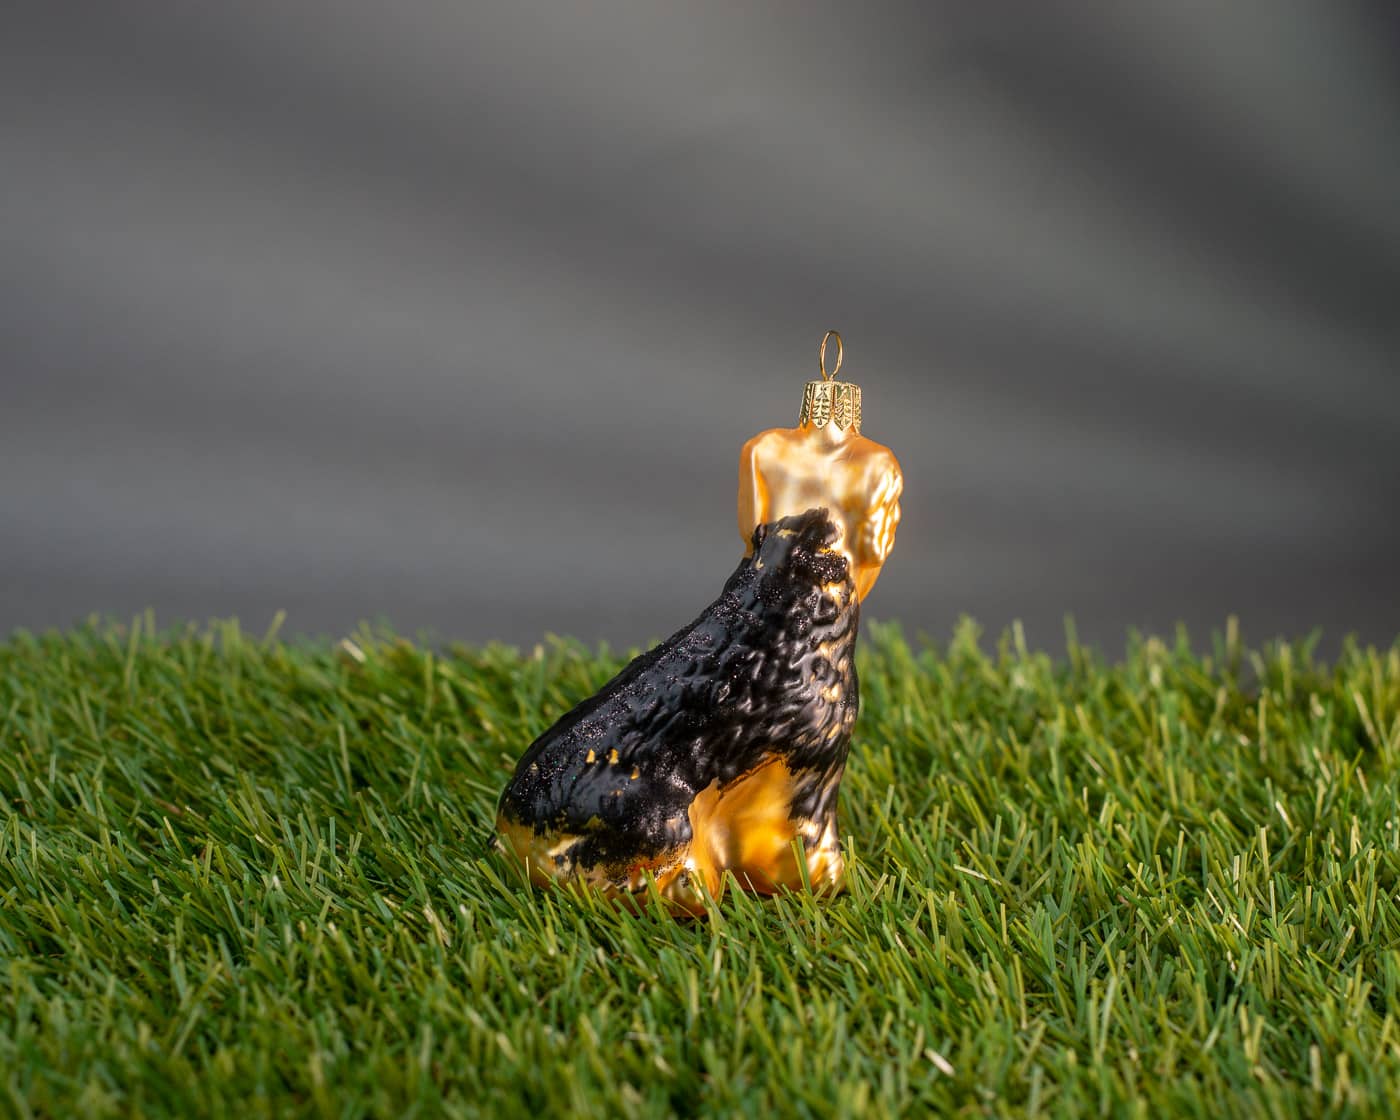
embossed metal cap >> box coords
[798,330,862,433]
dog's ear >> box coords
[790,523,850,586]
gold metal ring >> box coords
[819,330,844,381]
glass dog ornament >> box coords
[494,332,903,915]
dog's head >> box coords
[748,508,850,589]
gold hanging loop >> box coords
[800,330,861,432]
[818,330,844,382]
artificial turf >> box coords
[2,615,1399,1117]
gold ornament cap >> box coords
[798,330,862,432]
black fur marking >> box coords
[496,508,860,872]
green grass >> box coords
[3,615,1400,1118]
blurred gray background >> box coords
[4,2,1399,653]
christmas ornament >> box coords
[494,331,903,915]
